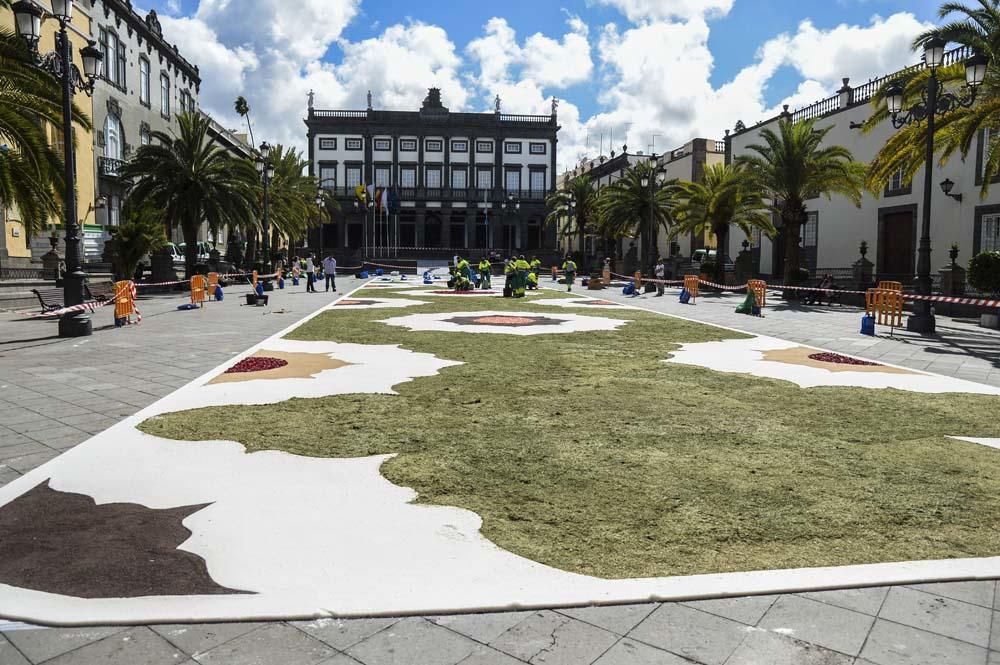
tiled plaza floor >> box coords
[1,278,998,665]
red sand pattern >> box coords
[808,352,882,367]
[431,290,497,295]
[471,316,538,325]
[336,299,378,306]
[225,357,290,374]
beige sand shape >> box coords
[761,347,915,375]
[209,351,353,385]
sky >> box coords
[139,0,946,171]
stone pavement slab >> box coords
[2,279,999,665]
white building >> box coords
[728,45,997,283]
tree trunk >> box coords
[782,208,804,289]
[182,222,199,279]
[715,224,728,284]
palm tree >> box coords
[263,144,336,258]
[736,119,866,286]
[867,3,1000,195]
[120,112,260,277]
[597,161,675,271]
[0,16,91,238]
[545,176,597,257]
[670,163,775,283]
[234,96,255,149]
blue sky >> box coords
[148,0,951,168]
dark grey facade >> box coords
[304,89,560,261]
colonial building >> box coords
[90,0,200,256]
[728,46,997,283]
[304,88,560,261]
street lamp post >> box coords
[640,160,665,273]
[256,142,275,274]
[12,0,102,337]
[504,194,520,254]
[883,40,988,333]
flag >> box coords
[367,184,375,203]
[354,184,367,203]
[388,188,399,215]
[375,188,384,212]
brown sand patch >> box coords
[762,347,915,374]
[445,315,565,327]
[0,482,250,598]
[209,351,352,384]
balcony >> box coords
[319,187,550,204]
[99,157,127,179]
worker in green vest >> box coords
[503,258,516,297]
[562,256,578,292]
[514,255,531,298]
[526,270,539,290]
[530,257,542,277]
[456,257,472,291]
[478,257,492,289]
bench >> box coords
[801,279,844,306]
[31,288,65,313]
[84,281,115,302]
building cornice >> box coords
[95,0,201,85]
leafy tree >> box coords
[737,119,866,285]
[109,203,166,281]
[545,176,598,258]
[867,3,1000,195]
[263,144,335,258]
[120,112,260,277]
[596,161,675,271]
[671,163,775,283]
[0,19,91,237]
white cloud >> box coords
[155,1,935,174]
[595,0,734,22]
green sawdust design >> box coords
[140,292,1000,579]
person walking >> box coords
[654,258,666,297]
[323,254,338,292]
[514,255,531,298]
[561,255,577,292]
[305,255,317,293]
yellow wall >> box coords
[3,215,32,258]
[0,3,95,245]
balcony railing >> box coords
[99,157,127,179]
[318,186,550,203]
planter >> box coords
[981,312,1000,329]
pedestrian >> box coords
[561,255,577,292]
[654,258,666,297]
[323,254,337,292]
[514,255,530,298]
[305,255,317,293]
[478,256,492,289]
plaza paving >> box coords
[0,278,999,664]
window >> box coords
[426,167,442,189]
[104,115,122,161]
[504,142,522,154]
[425,139,443,152]
[803,211,819,249]
[319,165,336,190]
[984,129,993,180]
[476,140,493,153]
[99,29,109,79]
[982,213,1000,252]
[374,166,390,187]
[529,170,546,193]
[180,91,193,114]
[345,166,362,188]
[399,138,417,151]
[529,142,547,155]
[400,167,416,187]
[751,227,762,248]
[140,127,150,146]
[139,58,150,106]
[505,170,521,192]
[374,138,391,151]
[109,195,121,226]
[451,140,468,152]
[116,40,126,89]
[319,137,337,150]
[160,73,170,117]
[886,167,910,196]
[345,138,363,151]
[477,169,492,189]
[451,168,467,189]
